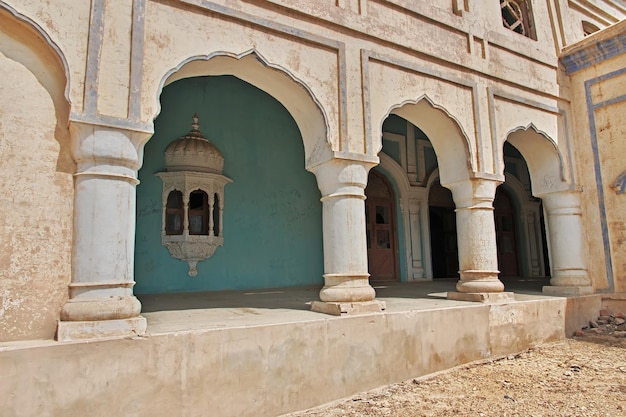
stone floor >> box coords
[138,277,554,335]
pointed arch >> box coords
[384,96,474,187]
[154,50,332,169]
[504,124,568,196]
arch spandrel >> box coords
[0,3,71,125]
[504,125,569,196]
[151,51,332,169]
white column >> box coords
[539,190,593,295]
[446,178,514,302]
[56,122,150,341]
[309,158,385,315]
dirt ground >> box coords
[285,334,626,417]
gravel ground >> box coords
[284,335,626,417]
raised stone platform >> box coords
[310,300,386,315]
[447,291,516,303]
[0,281,605,417]
[56,317,147,342]
[542,285,595,296]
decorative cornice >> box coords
[560,20,626,74]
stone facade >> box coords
[0,0,624,366]
[2,1,626,415]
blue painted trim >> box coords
[487,88,499,175]
[584,66,626,292]
[594,93,626,109]
[84,0,105,115]
[361,49,373,155]
[129,0,146,121]
[561,32,626,74]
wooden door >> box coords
[494,189,520,277]
[365,171,398,282]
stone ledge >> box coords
[447,292,515,303]
[542,286,594,296]
[310,300,386,316]
[56,316,147,342]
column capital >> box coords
[536,189,582,212]
[444,176,502,210]
[69,120,153,174]
[309,157,377,198]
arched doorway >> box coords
[365,170,399,282]
[428,181,459,278]
[494,188,520,277]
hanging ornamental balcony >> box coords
[156,114,232,276]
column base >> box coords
[319,275,376,302]
[456,271,504,293]
[60,296,142,321]
[542,286,594,296]
[56,316,147,342]
[447,291,515,303]
[311,300,386,316]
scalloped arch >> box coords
[153,49,332,169]
[503,124,568,196]
[382,95,474,186]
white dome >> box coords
[164,114,224,173]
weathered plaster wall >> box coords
[135,76,323,294]
[565,34,626,293]
[0,18,74,341]
[141,0,342,153]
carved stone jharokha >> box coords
[157,114,232,276]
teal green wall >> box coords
[382,114,406,136]
[382,139,401,165]
[135,76,324,294]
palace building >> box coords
[1,1,625,415]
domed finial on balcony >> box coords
[192,113,200,132]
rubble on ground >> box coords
[573,308,626,337]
